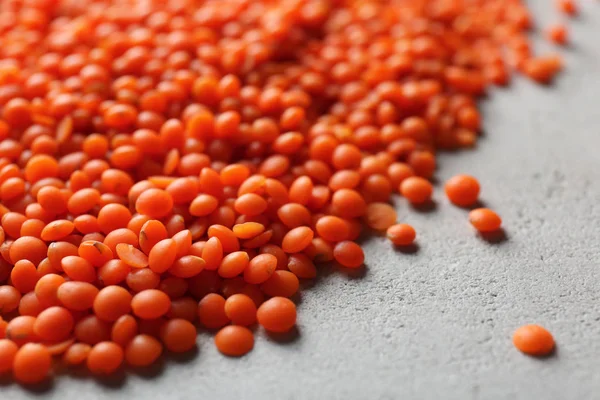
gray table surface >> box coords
[5,1,600,399]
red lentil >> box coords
[148,239,177,274]
[61,255,96,283]
[172,230,193,258]
[233,222,265,240]
[6,316,38,346]
[333,241,365,269]
[202,237,224,271]
[160,319,197,353]
[111,315,139,348]
[0,285,21,313]
[260,271,300,298]
[287,254,318,279]
[244,254,277,284]
[557,0,577,15]
[138,220,168,255]
[386,224,417,246]
[257,297,297,333]
[315,216,349,242]
[282,227,314,253]
[78,240,113,267]
[513,325,555,356]
[444,175,481,207]
[33,306,74,342]
[544,25,566,47]
[131,290,171,320]
[304,238,335,264]
[469,208,503,233]
[126,269,161,293]
[125,335,163,367]
[168,297,198,322]
[215,326,254,357]
[218,252,250,279]
[169,255,206,278]
[93,286,132,322]
[13,343,51,384]
[224,294,258,326]
[0,339,18,373]
[197,294,229,330]
[116,243,149,269]
[63,343,91,366]
[11,260,39,293]
[74,316,111,346]
[522,56,564,84]
[400,177,434,205]
[57,281,98,311]
[365,203,398,231]
[87,341,124,375]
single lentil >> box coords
[513,325,555,356]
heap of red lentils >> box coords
[0,0,575,384]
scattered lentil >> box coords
[513,325,555,356]
[444,175,481,207]
[547,24,568,45]
[469,208,503,233]
[386,224,417,247]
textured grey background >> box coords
[5,1,600,399]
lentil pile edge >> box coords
[0,0,570,383]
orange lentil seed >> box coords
[78,241,113,267]
[93,286,132,322]
[160,319,197,353]
[33,306,74,342]
[257,297,297,333]
[63,343,91,366]
[224,294,258,326]
[148,239,177,274]
[125,334,163,367]
[557,0,577,15]
[282,227,314,254]
[218,251,250,279]
[244,254,277,284]
[0,339,18,373]
[469,208,503,233]
[444,175,480,207]
[365,203,398,231]
[513,324,555,356]
[111,315,139,347]
[333,241,365,269]
[0,285,22,313]
[386,224,417,246]
[57,281,99,311]
[86,341,124,375]
[400,177,434,205]
[215,326,254,357]
[197,294,230,330]
[546,24,568,45]
[34,273,66,307]
[131,290,171,320]
[13,343,52,384]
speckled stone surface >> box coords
[5,2,600,399]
